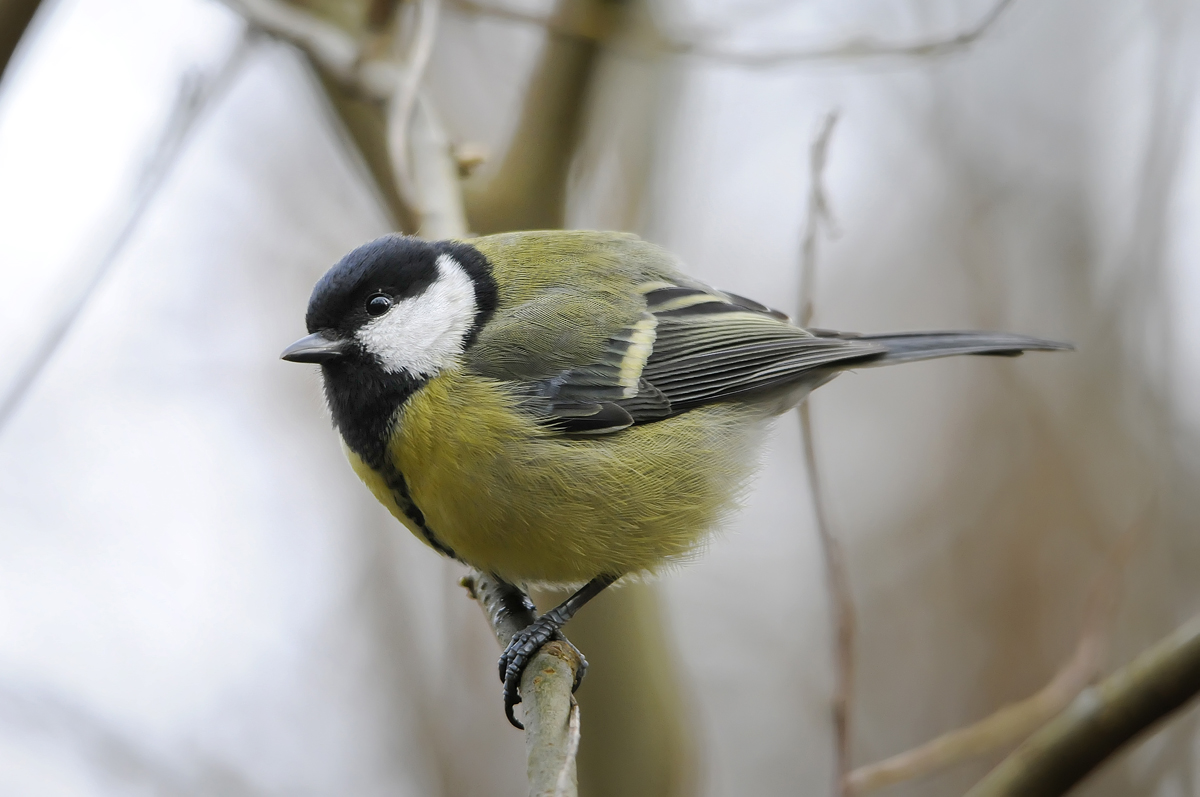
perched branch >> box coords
[796,110,854,797]
[964,611,1200,797]
[461,572,583,797]
[846,524,1142,794]
[0,33,253,434]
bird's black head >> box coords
[281,234,497,467]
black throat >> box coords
[321,353,424,471]
[322,357,461,560]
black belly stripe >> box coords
[381,465,460,561]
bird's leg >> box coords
[498,574,617,729]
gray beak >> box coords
[281,332,348,364]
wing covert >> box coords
[466,277,883,433]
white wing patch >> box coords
[356,254,478,377]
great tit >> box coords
[282,230,1070,727]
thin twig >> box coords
[226,0,464,237]
[846,524,1143,794]
[799,111,839,329]
[385,0,442,212]
[444,0,1015,67]
[668,0,1016,67]
[461,572,583,797]
[964,610,1200,797]
[0,32,253,436]
[796,110,854,797]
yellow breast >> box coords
[354,368,764,585]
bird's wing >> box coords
[637,285,883,414]
[467,279,884,434]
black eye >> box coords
[366,293,393,316]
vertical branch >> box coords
[385,0,443,222]
[796,110,855,797]
[798,111,838,329]
[461,572,583,797]
[402,88,469,238]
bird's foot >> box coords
[498,618,587,729]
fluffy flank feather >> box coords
[392,367,764,585]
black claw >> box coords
[493,575,615,729]
[571,644,588,692]
[498,618,564,729]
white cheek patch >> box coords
[356,254,478,376]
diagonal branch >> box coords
[224,0,465,237]
[220,0,398,100]
[0,32,253,435]
[446,0,621,43]
[0,0,44,82]
[443,0,1016,67]
[846,523,1142,794]
[964,610,1200,797]
[796,110,855,797]
[666,0,1016,67]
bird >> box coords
[281,229,1071,728]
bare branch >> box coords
[795,110,854,797]
[846,524,1142,794]
[405,91,471,237]
[220,0,398,99]
[225,0,468,236]
[964,611,1200,797]
[0,33,253,435]
[461,572,582,797]
[223,0,362,84]
[385,0,442,212]
[225,0,465,237]
[667,0,1017,67]
[799,111,839,328]
[443,0,1016,67]
[447,0,620,42]
[0,0,44,81]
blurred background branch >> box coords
[965,610,1200,797]
[655,0,1016,66]
[796,109,856,797]
[434,0,1016,66]
[0,32,252,433]
[848,520,1144,794]
[0,0,42,79]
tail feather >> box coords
[813,330,1074,367]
